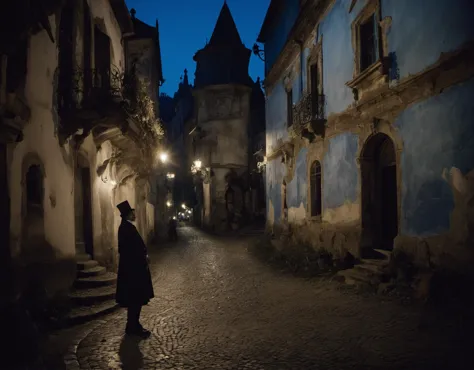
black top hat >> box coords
[116,200,134,217]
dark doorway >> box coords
[81,168,94,257]
[361,133,398,252]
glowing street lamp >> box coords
[159,152,168,163]
[166,172,175,179]
[166,201,172,207]
[181,203,186,209]
[194,159,202,170]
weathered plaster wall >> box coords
[265,159,285,226]
[8,15,76,295]
[383,0,474,81]
[265,82,289,154]
[261,0,474,269]
[88,0,125,69]
[395,77,474,237]
[263,0,300,72]
[322,132,359,224]
[286,147,307,224]
[204,117,249,167]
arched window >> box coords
[310,161,322,217]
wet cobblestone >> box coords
[68,227,472,369]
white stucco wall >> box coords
[9,15,76,259]
[88,0,125,70]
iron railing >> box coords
[292,92,325,128]
[57,65,137,113]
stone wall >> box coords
[5,0,153,300]
[193,85,252,231]
[8,14,77,296]
[263,0,474,270]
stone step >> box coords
[75,253,91,262]
[74,272,117,289]
[336,268,377,287]
[77,265,106,278]
[76,259,99,271]
[360,258,389,267]
[68,285,116,305]
[65,300,119,325]
[373,248,392,260]
[354,263,384,275]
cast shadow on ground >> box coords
[119,335,144,369]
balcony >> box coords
[56,65,139,145]
[291,92,326,140]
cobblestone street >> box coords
[50,227,472,370]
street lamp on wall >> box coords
[166,172,175,179]
[252,43,265,62]
[191,159,202,174]
[159,152,168,163]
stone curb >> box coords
[62,318,109,370]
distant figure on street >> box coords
[168,217,178,241]
[116,200,154,338]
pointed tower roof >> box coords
[208,2,243,46]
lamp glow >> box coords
[194,159,202,169]
[166,201,172,207]
[159,152,168,163]
[181,203,186,209]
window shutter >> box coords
[373,12,380,61]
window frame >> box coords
[286,88,293,127]
[309,160,322,218]
[351,0,382,77]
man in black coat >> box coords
[116,200,154,338]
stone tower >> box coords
[191,2,255,231]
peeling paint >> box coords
[288,202,306,224]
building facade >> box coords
[188,2,266,231]
[0,0,163,332]
[259,0,474,272]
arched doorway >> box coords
[75,154,94,257]
[22,163,46,259]
[360,133,398,252]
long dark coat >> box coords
[116,219,154,307]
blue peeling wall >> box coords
[266,158,286,224]
[322,133,359,210]
[287,148,308,208]
[319,0,356,116]
[261,0,474,229]
[395,78,474,237]
[383,0,474,81]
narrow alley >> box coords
[42,227,471,370]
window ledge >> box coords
[346,60,383,89]
[308,215,322,222]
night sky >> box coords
[125,0,270,96]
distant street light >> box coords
[166,172,175,179]
[159,152,168,163]
[166,201,172,207]
[194,159,202,170]
[181,203,186,209]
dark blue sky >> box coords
[125,0,270,96]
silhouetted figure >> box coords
[116,201,154,338]
[168,218,178,241]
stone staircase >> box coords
[65,253,119,325]
[336,248,392,289]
